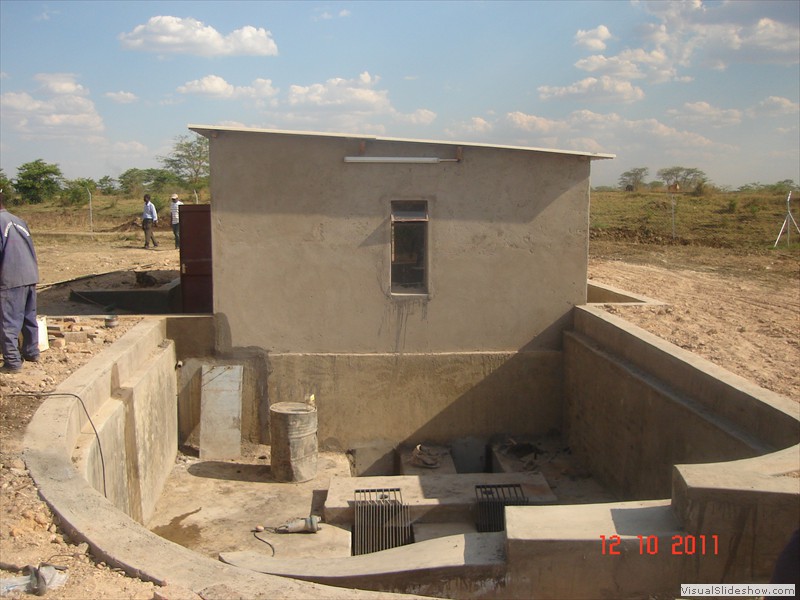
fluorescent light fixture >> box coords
[344,156,456,164]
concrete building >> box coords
[188,125,614,457]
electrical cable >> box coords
[251,530,276,556]
[9,391,107,498]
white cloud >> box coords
[313,8,351,21]
[444,117,493,138]
[570,2,799,97]
[0,73,104,139]
[442,109,732,164]
[742,18,799,62]
[747,96,800,118]
[667,101,742,127]
[264,72,435,133]
[119,16,278,57]
[638,2,799,70]
[575,44,685,83]
[105,91,138,104]
[538,76,645,103]
[288,72,392,111]
[177,75,279,102]
[575,25,612,51]
[34,8,60,21]
[505,112,568,134]
[395,109,437,126]
[574,54,644,79]
[34,73,89,96]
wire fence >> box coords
[590,192,799,250]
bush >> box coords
[151,196,167,215]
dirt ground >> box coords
[0,235,798,599]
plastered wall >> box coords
[200,129,591,355]
[265,350,562,451]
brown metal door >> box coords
[179,204,213,313]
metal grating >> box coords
[475,484,529,532]
[352,488,413,556]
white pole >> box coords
[773,191,799,248]
[86,187,93,232]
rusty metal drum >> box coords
[269,402,318,482]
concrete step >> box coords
[504,499,685,599]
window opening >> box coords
[391,201,428,294]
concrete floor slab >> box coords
[147,450,354,560]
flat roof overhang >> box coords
[188,124,616,162]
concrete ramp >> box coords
[220,532,507,597]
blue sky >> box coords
[1,0,798,188]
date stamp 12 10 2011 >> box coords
[600,534,720,556]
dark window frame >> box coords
[390,201,428,294]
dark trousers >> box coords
[143,219,158,247]
[0,284,39,369]
[172,222,180,248]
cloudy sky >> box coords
[1,0,798,188]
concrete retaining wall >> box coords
[265,351,562,451]
[41,319,177,523]
[564,305,798,499]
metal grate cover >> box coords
[352,488,413,556]
[475,483,529,532]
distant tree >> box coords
[770,179,797,194]
[118,168,180,198]
[0,168,16,204]
[158,133,209,192]
[15,159,63,204]
[118,168,147,197]
[656,166,707,191]
[61,178,96,206]
[618,167,649,192]
[98,175,118,195]
[648,180,664,190]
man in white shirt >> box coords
[170,194,183,249]
[142,194,158,249]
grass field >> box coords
[590,189,800,252]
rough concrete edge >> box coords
[219,531,506,578]
[673,445,800,496]
[586,281,665,305]
[23,318,424,600]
